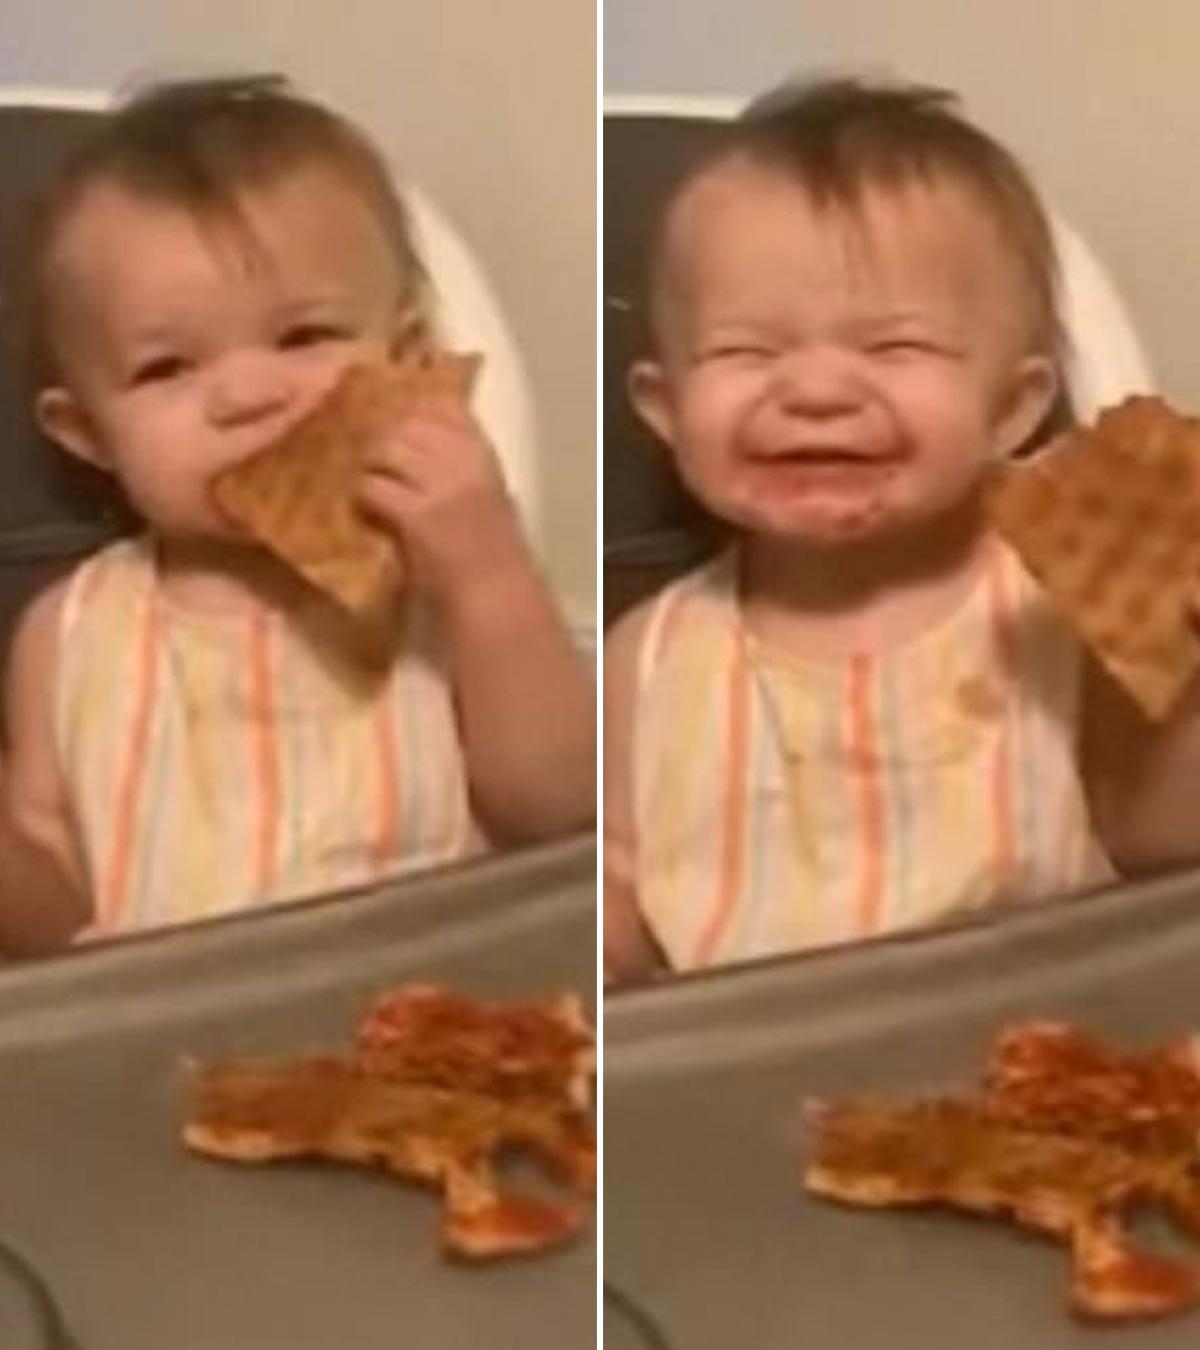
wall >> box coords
[605,0,1200,415]
[2,0,596,622]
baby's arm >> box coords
[1082,659,1200,876]
[0,580,91,954]
[359,403,594,844]
[437,532,595,844]
[604,603,667,984]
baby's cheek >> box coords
[675,455,733,515]
[902,444,996,525]
[672,425,732,484]
[673,395,725,453]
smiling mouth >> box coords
[752,449,900,469]
[743,451,902,505]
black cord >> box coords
[0,1236,80,1347]
[603,1280,672,1350]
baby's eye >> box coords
[130,355,190,386]
[277,322,348,350]
[867,337,948,358]
[871,338,923,353]
[702,344,774,363]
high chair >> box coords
[603,96,1156,627]
[0,85,541,658]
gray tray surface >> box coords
[0,836,595,1350]
[605,866,1200,1349]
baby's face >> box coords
[634,158,1056,549]
[38,164,413,541]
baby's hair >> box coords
[646,75,1064,363]
[20,73,429,387]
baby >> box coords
[605,77,1200,982]
[0,75,594,953]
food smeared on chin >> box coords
[803,1020,1200,1321]
[211,351,482,620]
[989,396,1200,720]
[182,983,595,1261]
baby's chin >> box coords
[726,467,993,552]
[729,489,895,548]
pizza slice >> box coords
[212,352,480,619]
[989,396,1200,719]
[980,1019,1200,1154]
[183,1053,592,1259]
[803,1093,1200,1320]
[354,983,596,1109]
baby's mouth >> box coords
[758,442,898,463]
[748,446,902,483]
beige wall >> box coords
[2,0,597,623]
[606,0,1200,415]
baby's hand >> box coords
[357,400,524,597]
[1183,567,1200,639]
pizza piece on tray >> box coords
[212,352,480,619]
[804,1094,1200,1320]
[354,983,596,1110]
[183,1054,593,1259]
[981,1019,1200,1154]
[989,396,1200,720]
[803,1021,1200,1321]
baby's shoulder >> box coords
[6,540,149,694]
[606,554,730,669]
[4,571,72,733]
[9,572,72,665]
[604,594,657,693]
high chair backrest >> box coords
[603,96,1156,627]
[0,86,541,659]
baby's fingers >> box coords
[357,468,421,526]
[1188,573,1200,627]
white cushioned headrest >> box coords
[405,186,540,535]
[1049,213,1155,420]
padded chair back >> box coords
[0,102,134,655]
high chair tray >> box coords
[605,866,1200,1349]
[0,834,595,1350]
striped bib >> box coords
[56,538,481,934]
[632,542,1112,969]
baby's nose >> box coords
[771,348,863,416]
[207,351,294,426]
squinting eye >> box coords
[131,355,189,386]
[869,339,940,357]
[704,345,773,363]
[278,323,348,349]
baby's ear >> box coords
[628,359,677,450]
[992,355,1060,460]
[34,388,112,471]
